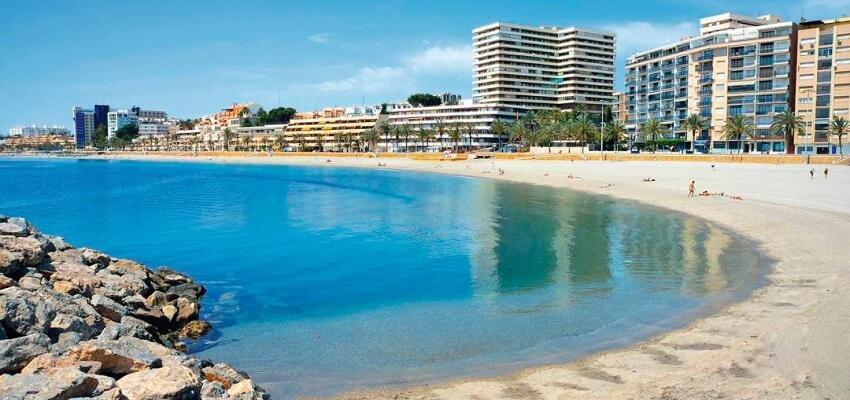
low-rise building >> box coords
[8,125,70,137]
[284,108,380,151]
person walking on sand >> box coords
[688,180,696,197]
[810,168,815,179]
[824,167,829,179]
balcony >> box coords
[698,76,713,84]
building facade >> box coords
[107,109,139,138]
[626,13,795,153]
[72,107,95,148]
[794,17,850,155]
[283,108,380,151]
[8,125,70,137]
[473,22,616,113]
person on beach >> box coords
[824,168,829,179]
[688,180,696,197]
[810,168,815,179]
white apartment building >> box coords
[107,109,139,138]
[473,22,616,113]
[8,125,70,137]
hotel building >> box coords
[794,17,850,155]
[473,22,616,113]
[107,109,139,138]
[282,107,381,151]
[8,125,70,137]
[625,13,796,153]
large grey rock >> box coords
[80,248,111,269]
[0,286,54,336]
[0,333,51,373]
[91,294,128,322]
[98,322,155,342]
[117,365,202,400]
[0,235,46,267]
[0,217,30,237]
[0,367,100,399]
[50,313,94,340]
[0,249,25,278]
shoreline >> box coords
[5,153,850,399]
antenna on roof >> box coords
[800,8,806,22]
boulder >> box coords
[161,304,178,322]
[98,322,155,342]
[50,313,94,340]
[50,262,101,295]
[17,270,45,291]
[0,367,100,400]
[96,272,151,300]
[48,236,71,251]
[144,291,167,309]
[226,379,268,400]
[122,294,147,310]
[165,283,204,302]
[0,275,15,290]
[0,217,30,237]
[175,298,199,323]
[116,365,202,400]
[107,259,149,280]
[80,248,111,269]
[202,363,250,389]
[91,294,129,322]
[200,381,227,399]
[20,352,102,375]
[65,337,176,376]
[0,249,25,278]
[0,235,45,268]
[179,321,211,340]
[0,333,51,374]
[0,286,54,336]
[53,279,87,296]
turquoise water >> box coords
[0,157,764,398]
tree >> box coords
[509,118,529,146]
[640,118,668,153]
[92,125,108,149]
[603,120,628,151]
[416,128,434,152]
[399,124,413,152]
[770,110,806,154]
[178,119,195,130]
[222,128,233,151]
[361,128,380,152]
[265,107,297,125]
[114,124,139,142]
[721,115,756,154]
[375,120,391,152]
[241,135,252,151]
[273,134,285,152]
[682,114,707,152]
[829,115,849,156]
[407,93,442,107]
[434,119,447,150]
[448,123,462,153]
[490,119,510,147]
[464,123,476,151]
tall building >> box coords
[439,93,462,105]
[625,13,795,153]
[72,107,95,148]
[94,105,110,131]
[794,17,850,155]
[107,109,139,138]
[473,22,616,113]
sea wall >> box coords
[0,215,268,400]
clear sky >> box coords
[1,0,847,131]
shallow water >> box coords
[0,157,764,398]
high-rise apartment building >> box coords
[625,13,795,153]
[72,107,95,148]
[107,109,139,138]
[794,17,850,155]
[473,22,616,113]
[94,105,110,131]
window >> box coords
[758,81,773,90]
[800,62,815,68]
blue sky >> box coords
[1,0,848,131]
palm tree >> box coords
[315,132,325,152]
[490,119,510,147]
[273,134,284,152]
[464,123,477,151]
[241,135,252,151]
[417,128,434,152]
[640,118,668,153]
[399,124,413,152]
[509,118,529,147]
[222,128,233,151]
[682,114,707,152]
[604,120,628,152]
[722,115,756,154]
[770,110,805,154]
[448,123,462,153]
[375,120,391,152]
[571,114,597,152]
[829,115,849,156]
[360,128,380,152]
[434,119,447,151]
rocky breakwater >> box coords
[0,216,269,400]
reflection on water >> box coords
[0,158,763,400]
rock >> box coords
[80,248,111,269]
[0,275,15,290]
[179,321,212,340]
[48,235,71,251]
[176,298,199,322]
[0,286,54,336]
[0,235,45,268]
[53,279,86,296]
[116,365,202,400]
[92,294,129,322]
[20,352,102,375]
[0,367,100,399]
[98,322,155,342]
[0,217,30,237]
[123,294,147,310]
[130,308,169,328]
[96,272,151,300]
[161,304,178,322]
[50,313,94,340]
[17,271,44,291]
[144,291,167,308]
[0,333,51,374]
[0,249,25,278]
[165,283,205,302]
[201,381,227,399]
[65,337,176,375]
[202,363,250,389]
[108,259,150,280]
[50,261,101,295]
[227,379,268,399]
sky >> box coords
[1,0,849,131]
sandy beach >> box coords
[52,154,850,399]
